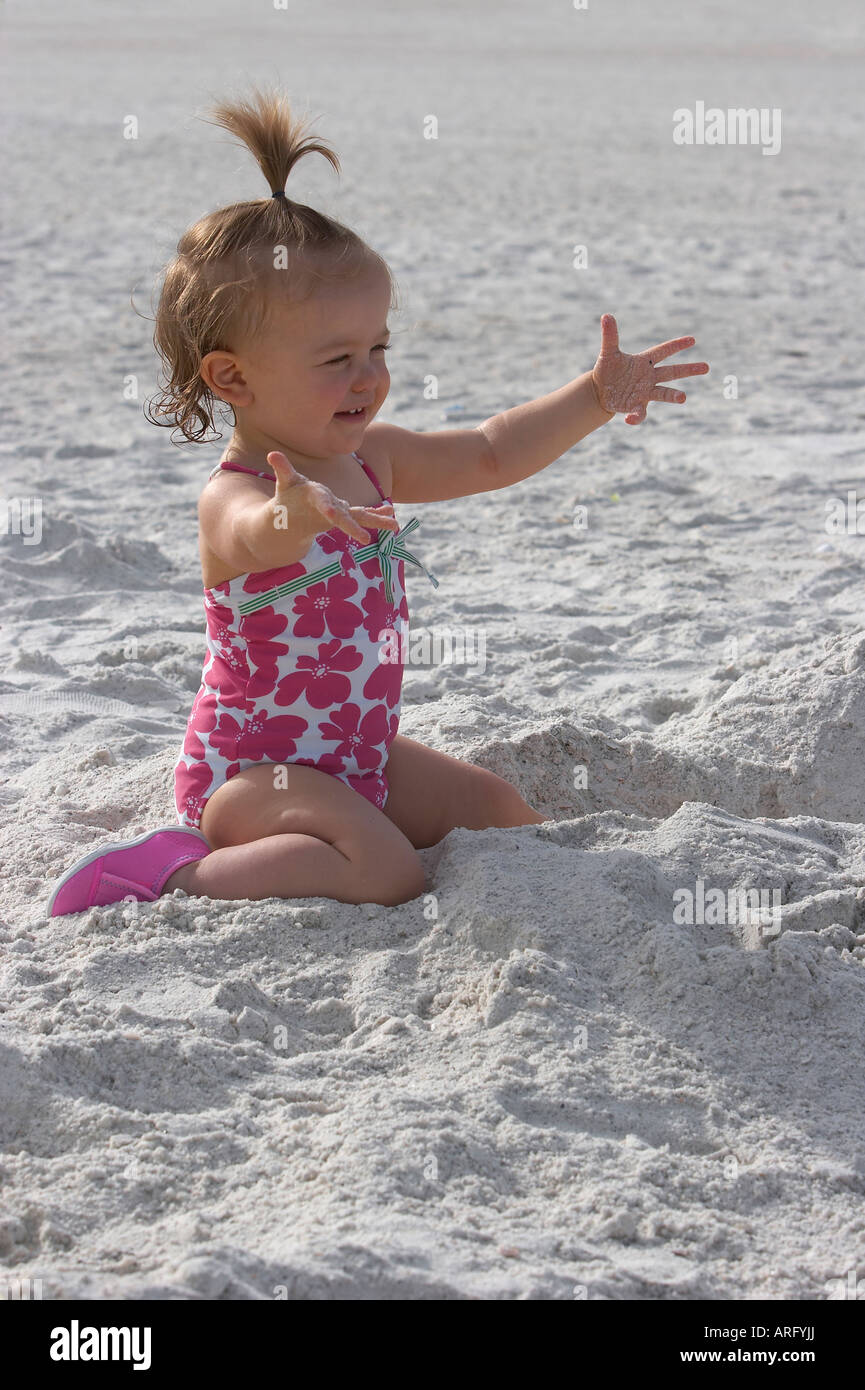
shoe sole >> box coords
[46,825,211,917]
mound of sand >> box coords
[2,634,865,1298]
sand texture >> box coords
[1,0,863,1298]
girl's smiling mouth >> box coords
[334,404,368,422]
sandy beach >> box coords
[1,0,864,1299]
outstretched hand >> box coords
[267,451,399,544]
[591,315,709,426]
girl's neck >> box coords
[220,435,274,474]
[221,435,357,479]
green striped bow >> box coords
[352,516,439,605]
[236,515,438,617]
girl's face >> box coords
[205,260,393,465]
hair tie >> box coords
[271,189,287,200]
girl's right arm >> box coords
[199,450,399,573]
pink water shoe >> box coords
[47,826,211,917]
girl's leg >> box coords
[381,734,546,850]
[166,763,425,907]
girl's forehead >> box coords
[273,270,391,335]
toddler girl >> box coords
[48,89,707,916]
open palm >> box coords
[592,314,709,426]
[267,450,398,544]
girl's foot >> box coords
[47,826,211,917]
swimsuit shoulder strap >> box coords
[209,461,276,481]
[353,451,387,501]
[211,456,383,493]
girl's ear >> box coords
[199,350,254,407]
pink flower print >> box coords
[239,607,290,699]
[292,752,347,778]
[177,759,213,825]
[358,551,384,586]
[242,562,306,596]
[204,579,232,609]
[207,710,244,762]
[363,652,403,710]
[371,777,388,808]
[204,596,238,649]
[203,649,249,709]
[359,584,402,643]
[274,638,363,710]
[318,701,390,770]
[240,607,290,643]
[292,572,362,640]
[236,710,309,762]
[319,529,362,576]
[205,595,233,623]
[184,688,219,759]
[344,772,386,808]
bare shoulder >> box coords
[357,423,396,496]
[197,466,272,579]
[198,465,271,514]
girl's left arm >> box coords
[368,314,708,504]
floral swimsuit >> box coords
[173,453,438,831]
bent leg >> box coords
[381,734,547,850]
[166,762,425,907]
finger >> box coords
[641,335,696,364]
[650,386,686,404]
[335,511,371,542]
[317,495,370,542]
[599,313,619,354]
[267,450,300,482]
[354,508,400,533]
[653,361,710,382]
[352,503,395,516]
[355,506,399,532]
[625,403,647,425]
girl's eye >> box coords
[324,345,390,366]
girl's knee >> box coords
[479,769,541,827]
[375,849,426,906]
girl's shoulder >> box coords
[205,460,273,484]
[356,425,394,497]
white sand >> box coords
[2,0,864,1298]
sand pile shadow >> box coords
[464,630,865,827]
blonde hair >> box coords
[145,88,392,445]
